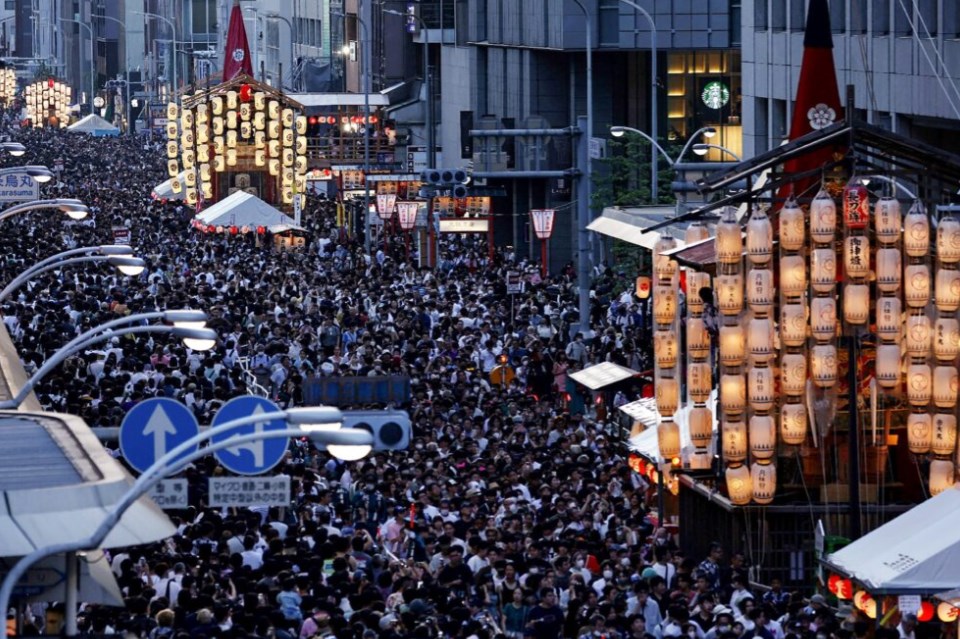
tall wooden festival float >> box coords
[24,78,71,128]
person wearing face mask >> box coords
[706,611,737,639]
[593,562,617,596]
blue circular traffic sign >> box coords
[210,396,289,475]
[119,398,200,474]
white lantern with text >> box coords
[722,420,748,463]
[810,191,837,243]
[875,248,902,293]
[811,344,838,388]
[688,407,714,450]
[656,379,680,417]
[844,236,870,279]
[907,363,933,407]
[747,269,774,315]
[843,284,870,325]
[688,362,712,404]
[876,344,901,389]
[934,366,958,409]
[716,210,742,264]
[654,329,679,370]
[935,268,960,312]
[719,325,746,367]
[906,314,932,358]
[780,255,807,298]
[874,197,902,245]
[781,402,808,445]
[811,248,838,293]
[939,215,960,263]
[905,264,931,308]
[907,412,932,454]
[717,274,744,316]
[935,319,960,361]
[396,202,420,232]
[932,413,958,456]
[687,318,711,360]
[725,464,752,505]
[657,421,681,460]
[720,374,747,415]
[810,297,838,341]
[904,202,930,257]
[746,208,773,264]
[751,462,777,504]
[748,367,775,412]
[779,200,805,251]
[781,352,807,396]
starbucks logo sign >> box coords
[701,81,730,109]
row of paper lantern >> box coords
[189,219,267,235]
[0,68,16,103]
[828,575,960,621]
[23,80,71,128]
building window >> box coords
[893,1,912,36]
[730,0,742,46]
[755,97,769,152]
[916,0,937,37]
[850,0,867,34]
[190,0,216,36]
[830,0,845,33]
[790,0,805,31]
[755,0,767,30]
[946,1,960,38]
[771,0,786,31]
[872,0,890,34]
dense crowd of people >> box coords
[0,118,869,639]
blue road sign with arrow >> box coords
[211,396,289,475]
[119,398,200,474]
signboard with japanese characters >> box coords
[439,218,490,233]
[208,475,291,508]
[0,173,40,202]
[148,479,189,510]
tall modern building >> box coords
[742,0,960,158]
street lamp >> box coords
[610,125,676,166]
[57,18,95,112]
[133,11,178,98]
[0,324,217,410]
[693,143,742,161]
[333,8,372,255]
[0,198,89,223]
[0,166,56,184]
[0,407,372,623]
[0,143,26,157]
[0,256,146,303]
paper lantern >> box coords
[722,420,748,463]
[180,109,194,128]
[904,202,930,257]
[269,159,280,176]
[654,329,679,369]
[836,579,853,600]
[874,197,901,244]
[212,136,224,154]
[719,325,746,367]
[933,366,958,408]
[166,121,178,139]
[269,139,281,158]
[930,459,956,497]
[935,268,960,312]
[254,112,266,130]
[199,164,211,181]
[254,91,266,110]
[828,575,841,594]
[268,120,281,139]
[908,412,933,454]
[283,129,295,148]
[779,201,805,251]
[656,378,680,416]
[227,112,239,131]
[748,317,774,362]
[201,183,213,200]
[932,413,957,455]
[810,297,837,341]
[687,318,711,360]
[781,402,808,445]
[780,303,807,347]
[906,314,932,358]
[654,235,678,281]
[167,159,179,178]
[653,285,677,325]
[810,248,837,293]
[854,591,872,613]
[717,274,744,316]
[688,406,713,449]
[748,367,775,412]
[166,141,179,158]
[725,464,752,505]
[746,269,774,314]
[226,148,237,167]
[905,264,931,308]
[721,373,747,415]
[749,415,776,460]
[211,96,223,115]
[781,352,807,396]
[907,363,932,407]
[751,462,777,504]
[212,116,224,135]
[843,284,870,325]
[715,212,742,264]
[844,235,870,279]
[937,603,959,623]
[254,149,266,167]
[876,344,901,389]
[810,191,837,243]
[657,421,681,459]
[170,179,182,194]
[296,137,308,155]
[811,344,838,388]
[875,248,902,293]
[268,100,280,119]
[166,102,179,120]
[863,597,878,619]
[746,208,773,264]
[688,362,712,403]
[939,216,960,263]
[183,170,196,187]
[934,319,960,361]
[686,272,711,315]
[781,255,807,298]
[296,115,307,135]
[226,90,238,110]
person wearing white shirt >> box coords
[898,614,918,639]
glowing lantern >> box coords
[780,303,807,347]
[654,329,679,369]
[685,221,709,244]
[746,208,772,264]
[828,575,841,594]
[931,413,957,455]
[876,248,902,293]
[905,264,931,308]
[907,363,932,407]
[166,102,179,120]
[935,268,960,312]
[688,407,713,449]
[810,190,837,243]
[226,90,238,110]
[874,197,901,244]
[657,421,681,460]
[836,579,853,600]
[715,211,742,264]
[780,402,807,445]
[749,415,776,460]
[935,319,960,361]
[934,366,958,408]
[268,100,280,119]
[226,148,237,166]
[811,247,837,293]
[720,374,746,414]
[269,159,280,176]
[269,139,281,158]
[780,255,806,298]
[904,202,930,257]
[656,378,679,416]
[747,269,774,314]
[653,285,677,325]
[843,284,870,325]
[781,353,807,396]
[166,141,178,158]
[876,344,901,389]
[939,216,960,263]
[296,115,308,135]
[748,317,774,362]
[906,314,932,358]
[686,319,710,358]
[717,274,744,316]
[908,413,932,454]
[748,367,775,412]
[688,362,712,403]
[751,462,776,504]
[863,597,878,619]
[239,83,252,102]
[254,92,266,110]
[938,603,960,623]
[167,159,179,178]
[725,464,752,505]
[254,150,266,167]
[719,325,746,367]
[930,459,956,496]
[654,235,678,280]
[811,344,838,388]
[257,225,266,234]
[779,200,805,251]
[687,272,711,315]
[211,96,223,115]
[917,601,935,622]
[844,236,870,279]
[853,591,871,612]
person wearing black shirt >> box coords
[437,545,473,600]
[526,587,564,639]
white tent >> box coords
[194,190,300,232]
[824,484,960,594]
[151,172,187,201]
[66,114,120,137]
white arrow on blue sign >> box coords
[119,398,200,474]
[211,396,289,475]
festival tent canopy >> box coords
[194,190,301,232]
[66,114,120,137]
[152,172,187,201]
[824,484,960,594]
